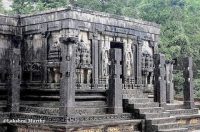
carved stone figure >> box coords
[76,39,92,86]
[48,40,61,62]
[102,50,109,76]
[124,43,133,77]
[125,51,133,77]
[141,51,154,92]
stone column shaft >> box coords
[154,54,166,107]
[59,37,77,117]
[91,39,99,88]
[136,37,142,86]
[131,43,135,82]
[183,57,194,109]
[7,48,21,112]
[108,48,123,114]
[166,60,174,104]
[98,40,102,83]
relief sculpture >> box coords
[125,43,133,77]
[141,41,153,92]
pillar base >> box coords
[159,103,166,109]
[184,101,195,109]
[7,103,19,112]
[108,107,123,114]
[59,107,75,117]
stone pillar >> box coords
[98,40,102,84]
[154,54,166,107]
[136,37,142,86]
[59,37,77,117]
[41,24,50,83]
[7,48,21,112]
[131,42,135,82]
[108,48,123,114]
[166,60,174,104]
[183,57,195,109]
[91,39,99,88]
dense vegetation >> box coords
[1,0,200,97]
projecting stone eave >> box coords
[19,5,160,34]
[20,5,159,25]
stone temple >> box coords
[0,6,199,132]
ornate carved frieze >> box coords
[22,62,42,82]
[10,113,132,123]
[23,62,42,72]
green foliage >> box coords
[72,0,102,11]
[0,0,6,13]
[12,0,70,14]
[173,71,184,97]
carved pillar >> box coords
[104,36,110,86]
[183,57,195,109]
[59,37,77,117]
[108,48,123,114]
[91,38,99,88]
[136,37,142,86]
[7,48,21,112]
[166,60,174,104]
[98,40,103,84]
[154,54,166,107]
[41,24,50,83]
[131,42,135,83]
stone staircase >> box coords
[20,88,109,116]
[123,89,188,132]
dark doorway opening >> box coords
[110,42,124,81]
[110,42,123,49]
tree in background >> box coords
[0,0,5,13]
[12,0,70,14]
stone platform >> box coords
[6,120,142,132]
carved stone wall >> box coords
[0,7,160,108]
[0,14,19,102]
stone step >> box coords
[135,107,164,114]
[21,101,107,108]
[122,89,144,94]
[158,128,188,132]
[10,112,132,123]
[166,108,199,116]
[128,102,159,109]
[123,94,148,99]
[76,101,107,108]
[0,112,10,122]
[20,106,108,116]
[146,117,176,125]
[126,98,152,104]
[153,123,181,130]
[0,106,6,112]
[76,90,106,96]
[141,112,170,119]
[0,96,6,100]
[7,119,142,132]
[22,95,106,100]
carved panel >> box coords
[190,119,198,124]
[101,36,111,78]
[22,62,42,82]
[24,34,43,62]
[177,119,186,125]
[142,40,153,56]
[124,39,133,77]
[78,31,90,49]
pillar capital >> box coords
[59,36,78,44]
